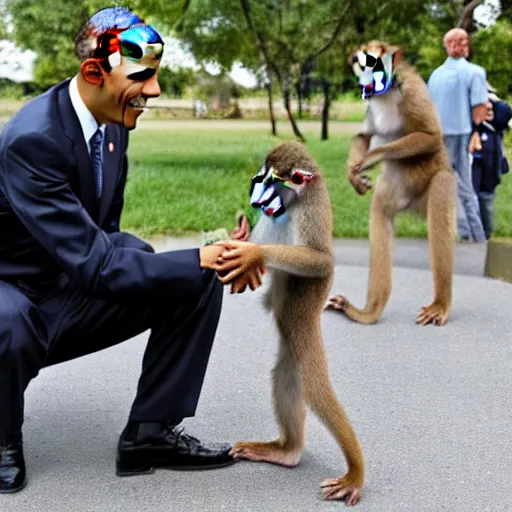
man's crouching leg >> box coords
[117,270,235,475]
[0,281,48,493]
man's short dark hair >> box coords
[74,7,145,64]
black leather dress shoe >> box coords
[0,435,26,493]
[116,422,235,476]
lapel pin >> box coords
[108,142,115,153]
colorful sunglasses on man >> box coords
[88,8,164,81]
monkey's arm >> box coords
[262,244,333,278]
[215,241,332,281]
[348,134,372,170]
[347,134,373,195]
[359,131,441,171]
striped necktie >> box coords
[90,128,104,198]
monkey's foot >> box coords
[229,441,301,467]
[321,475,362,506]
[416,302,449,326]
[324,295,348,312]
[324,296,380,325]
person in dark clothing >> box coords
[0,7,261,493]
[471,96,512,239]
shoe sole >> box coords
[116,459,237,477]
[0,478,27,494]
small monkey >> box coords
[215,141,365,505]
[326,41,456,326]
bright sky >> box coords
[0,0,501,87]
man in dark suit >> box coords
[0,7,257,493]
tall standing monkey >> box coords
[326,41,456,326]
[215,141,365,505]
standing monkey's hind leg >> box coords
[321,477,361,505]
[416,170,456,326]
[230,339,306,467]
[297,328,364,505]
[326,191,394,325]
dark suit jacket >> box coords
[0,79,206,301]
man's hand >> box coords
[468,131,482,153]
[199,244,224,270]
[213,240,265,284]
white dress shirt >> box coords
[68,75,106,155]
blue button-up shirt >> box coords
[427,57,488,135]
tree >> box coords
[169,0,353,141]
[157,66,195,97]
[4,0,173,88]
[472,19,512,96]
[0,1,9,40]
[237,0,352,142]
[167,0,279,134]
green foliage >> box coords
[0,15,8,40]
[157,66,195,97]
[121,122,512,238]
[193,72,241,107]
[472,20,512,96]
[0,79,25,99]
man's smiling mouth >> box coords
[128,96,147,109]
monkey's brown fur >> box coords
[327,41,456,326]
[229,141,365,505]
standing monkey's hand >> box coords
[348,164,372,195]
[214,240,265,284]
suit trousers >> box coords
[0,271,223,439]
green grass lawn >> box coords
[123,123,512,239]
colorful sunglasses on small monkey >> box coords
[270,168,315,186]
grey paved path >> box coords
[2,239,511,512]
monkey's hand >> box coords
[348,164,372,195]
[230,214,251,241]
[228,263,266,293]
[359,148,383,171]
[214,240,265,284]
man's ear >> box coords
[80,59,105,85]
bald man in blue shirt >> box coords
[428,28,487,243]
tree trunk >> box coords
[458,0,484,32]
[296,82,303,119]
[283,86,306,142]
[321,79,330,141]
[265,80,277,136]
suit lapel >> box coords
[57,82,98,218]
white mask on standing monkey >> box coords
[325,40,457,327]
[351,44,396,100]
